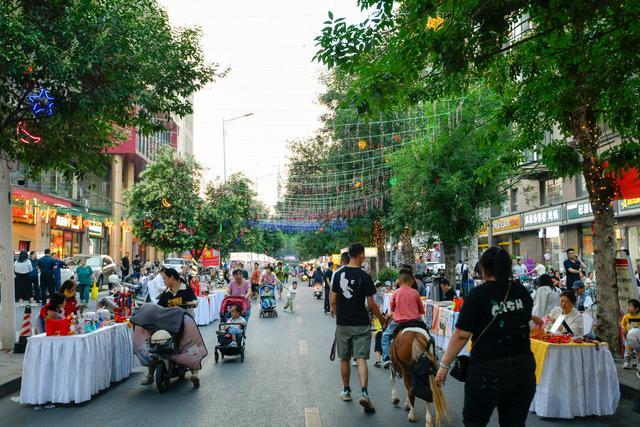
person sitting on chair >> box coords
[546,290,584,336]
[381,269,426,368]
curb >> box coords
[0,376,21,400]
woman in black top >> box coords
[435,246,535,427]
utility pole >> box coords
[222,112,254,181]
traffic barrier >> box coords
[13,305,32,353]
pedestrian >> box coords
[132,254,142,278]
[381,269,426,368]
[563,248,586,289]
[60,279,79,317]
[238,262,249,280]
[121,252,130,278]
[323,262,334,314]
[330,243,386,414]
[52,252,64,292]
[14,250,34,305]
[227,269,252,322]
[250,262,261,300]
[261,265,282,298]
[513,258,527,280]
[531,274,560,319]
[435,246,536,427]
[283,281,298,313]
[29,251,41,304]
[75,257,94,304]
[621,299,640,372]
[439,278,455,301]
[37,249,56,302]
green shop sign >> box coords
[566,200,593,220]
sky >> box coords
[157,0,364,208]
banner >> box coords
[615,251,640,313]
[201,248,220,267]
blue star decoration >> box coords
[27,88,55,117]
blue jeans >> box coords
[381,320,398,361]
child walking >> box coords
[283,281,298,313]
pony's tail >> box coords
[429,375,450,426]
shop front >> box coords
[566,199,595,274]
[50,213,84,258]
[618,198,640,267]
[491,214,522,256]
[12,198,38,252]
[86,218,107,255]
[522,206,565,270]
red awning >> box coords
[12,188,72,207]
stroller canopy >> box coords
[220,296,248,315]
[130,303,185,335]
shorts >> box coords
[335,325,372,360]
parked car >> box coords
[163,257,189,271]
[424,262,446,274]
[66,254,118,289]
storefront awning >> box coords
[12,188,72,208]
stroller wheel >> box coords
[214,350,219,363]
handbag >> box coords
[449,282,512,382]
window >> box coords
[510,188,519,212]
[541,178,562,205]
[576,174,588,198]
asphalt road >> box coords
[0,286,636,426]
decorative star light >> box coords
[27,88,55,117]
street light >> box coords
[223,112,254,181]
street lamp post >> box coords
[222,112,253,181]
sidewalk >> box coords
[616,360,640,401]
[0,351,22,399]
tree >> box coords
[315,0,640,350]
[388,91,517,284]
[126,149,202,254]
[0,0,219,348]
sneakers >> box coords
[340,389,352,401]
[352,359,358,366]
[374,361,381,368]
[382,359,392,369]
[623,360,632,369]
[140,374,154,385]
[359,392,376,414]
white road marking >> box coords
[299,339,309,355]
[304,407,322,427]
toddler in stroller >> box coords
[216,297,248,362]
[259,284,277,318]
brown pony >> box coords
[390,328,449,426]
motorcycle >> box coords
[313,283,323,299]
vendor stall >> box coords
[211,289,225,320]
[20,323,133,405]
[424,301,470,356]
[194,295,214,325]
[529,338,620,419]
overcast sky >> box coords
[158,0,364,208]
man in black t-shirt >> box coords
[563,248,585,289]
[323,262,334,314]
[440,279,456,301]
[331,243,386,414]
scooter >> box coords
[313,283,323,299]
[148,329,189,393]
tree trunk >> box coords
[376,243,386,273]
[572,103,621,351]
[0,159,15,349]
[443,241,457,289]
[399,228,416,271]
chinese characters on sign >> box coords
[491,215,521,233]
[524,207,563,227]
[566,200,593,220]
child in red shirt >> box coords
[382,270,426,366]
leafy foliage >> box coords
[0,0,221,177]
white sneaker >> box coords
[340,389,352,401]
[352,359,358,366]
[623,360,631,369]
[140,374,154,385]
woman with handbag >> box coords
[435,246,536,427]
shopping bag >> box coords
[90,283,99,301]
[45,318,71,336]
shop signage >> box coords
[365,247,378,258]
[566,200,593,220]
[615,252,640,313]
[478,223,489,236]
[491,215,521,233]
[12,202,37,225]
[87,221,103,237]
[619,198,640,211]
[53,214,83,231]
[201,248,221,267]
[523,207,563,227]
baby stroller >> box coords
[259,284,277,318]
[131,304,208,393]
[215,296,247,363]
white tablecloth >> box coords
[20,323,133,405]
[530,343,619,418]
[194,295,214,325]
[211,290,226,321]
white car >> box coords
[424,262,446,274]
[163,258,189,271]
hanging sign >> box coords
[201,248,221,267]
[53,214,83,231]
[615,251,640,313]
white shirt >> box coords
[287,287,297,299]
[14,260,33,275]
[547,306,584,336]
[533,264,546,277]
[532,285,560,318]
[513,264,527,276]
[147,273,166,303]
